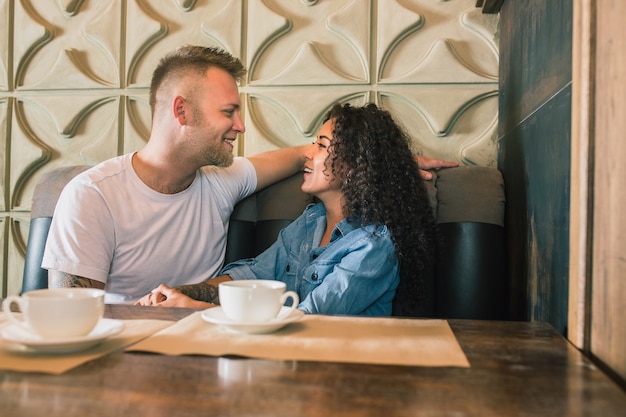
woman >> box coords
[139,103,437,316]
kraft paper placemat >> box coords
[127,312,470,368]
[0,314,174,374]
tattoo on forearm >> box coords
[48,271,105,289]
[175,283,219,304]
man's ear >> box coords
[173,96,187,125]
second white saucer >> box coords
[201,306,304,334]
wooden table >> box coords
[1,304,624,416]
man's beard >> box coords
[190,108,235,167]
[203,141,234,167]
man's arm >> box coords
[415,155,459,180]
[247,146,458,189]
[135,275,233,307]
[246,145,308,191]
[48,270,105,289]
[174,282,220,304]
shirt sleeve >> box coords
[41,177,115,283]
[203,157,257,205]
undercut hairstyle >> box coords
[149,45,246,116]
[325,103,438,317]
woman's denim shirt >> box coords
[220,203,399,316]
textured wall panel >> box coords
[243,89,371,155]
[0,0,8,91]
[378,0,498,83]
[126,0,242,88]
[242,0,499,161]
[498,0,572,331]
[591,0,626,383]
[0,216,6,295]
[123,94,151,154]
[378,86,498,165]
[499,0,572,134]
[10,95,121,211]
[247,0,370,85]
[0,97,7,212]
[14,1,122,90]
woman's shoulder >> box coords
[339,220,393,247]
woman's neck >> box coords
[320,197,345,246]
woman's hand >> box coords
[134,287,165,306]
[135,284,216,309]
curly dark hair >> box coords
[324,103,437,317]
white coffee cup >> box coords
[2,288,105,339]
[218,280,299,323]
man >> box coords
[43,45,455,303]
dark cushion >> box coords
[21,217,53,293]
[435,222,507,319]
[434,166,506,225]
[21,166,90,294]
[31,166,91,218]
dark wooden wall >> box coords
[497,0,573,334]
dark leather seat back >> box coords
[21,166,91,293]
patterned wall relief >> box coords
[243,88,371,154]
[126,0,242,88]
[0,0,8,91]
[10,95,121,211]
[242,0,499,161]
[247,0,370,85]
[123,94,151,154]
[244,85,498,165]
[378,86,498,165]
[14,1,122,90]
[1,97,7,212]
[0,216,6,294]
[374,0,499,165]
[378,1,498,83]
[1,0,8,292]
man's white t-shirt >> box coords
[42,154,257,303]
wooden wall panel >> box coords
[498,0,572,331]
[498,0,572,135]
[590,0,626,385]
[500,0,625,383]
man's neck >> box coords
[132,150,196,194]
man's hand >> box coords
[135,284,216,308]
[415,155,459,180]
[135,286,166,306]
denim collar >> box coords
[305,203,365,244]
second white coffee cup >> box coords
[2,288,105,339]
[218,280,299,323]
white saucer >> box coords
[0,318,124,354]
[201,306,304,334]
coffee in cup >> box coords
[218,280,299,323]
[2,288,105,339]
